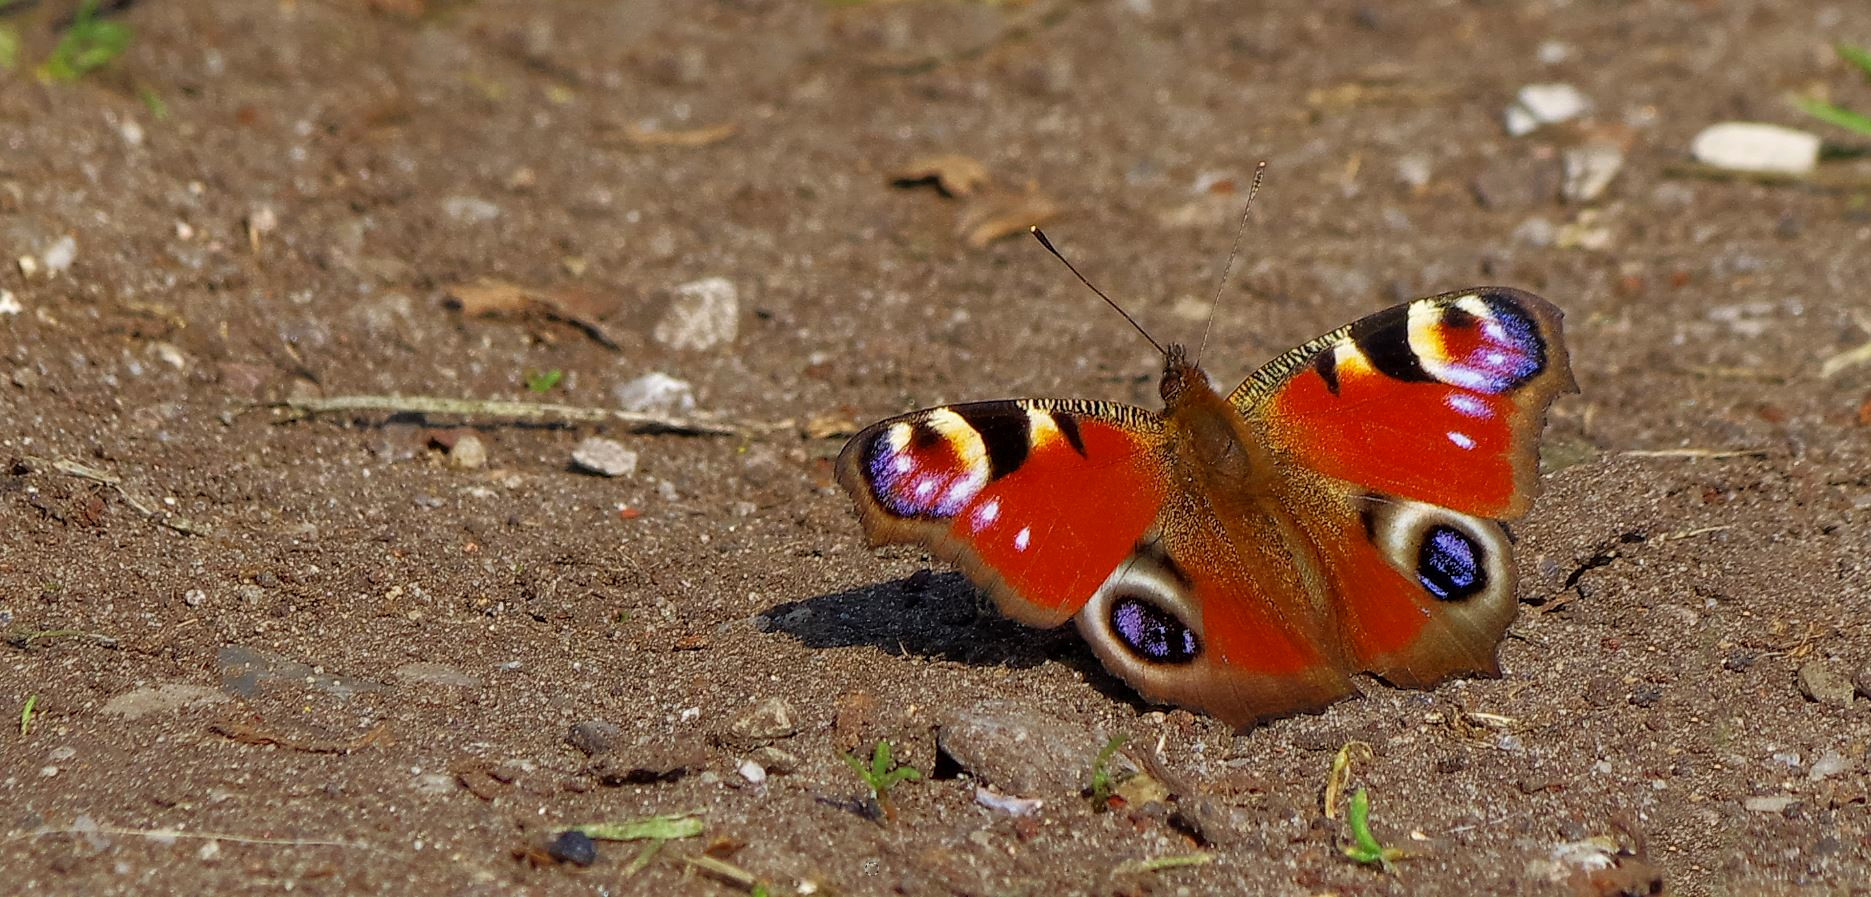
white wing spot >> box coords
[1013,527,1031,552]
[1447,431,1476,450]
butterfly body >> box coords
[837,287,1575,729]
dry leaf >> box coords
[958,185,1060,249]
[622,123,738,148]
[445,278,621,349]
[891,154,991,197]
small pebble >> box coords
[448,433,488,470]
[974,786,1044,816]
[547,830,597,867]
[184,589,207,608]
[936,701,1106,795]
[1744,795,1796,814]
[727,696,799,744]
[571,437,638,478]
[1690,122,1820,176]
[737,758,767,785]
[613,372,697,415]
[42,235,77,273]
[1810,751,1851,782]
[1505,83,1591,136]
[1797,660,1855,707]
[441,195,502,224]
[652,277,739,351]
[1562,140,1624,203]
[566,720,623,757]
[0,290,20,315]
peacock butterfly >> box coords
[835,238,1576,730]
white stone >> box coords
[737,758,767,785]
[570,437,638,478]
[0,290,20,315]
[652,277,739,351]
[1690,122,1820,175]
[613,371,696,415]
[1505,84,1591,136]
[441,195,502,224]
[42,235,77,273]
[1562,142,1625,203]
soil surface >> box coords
[3,2,1870,895]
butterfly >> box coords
[834,282,1576,730]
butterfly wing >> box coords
[1233,287,1575,519]
[836,399,1167,628]
[1235,287,1575,683]
[836,398,1354,725]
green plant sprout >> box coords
[524,369,564,393]
[1341,787,1408,872]
[1087,735,1127,807]
[41,0,132,82]
[20,694,37,736]
[1797,43,1871,138]
[844,739,921,821]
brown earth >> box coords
[3,1,1870,895]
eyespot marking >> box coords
[1417,524,1486,602]
[1109,596,1200,664]
[863,412,989,518]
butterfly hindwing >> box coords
[1236,287,1574,689]
[834,399,1168,627]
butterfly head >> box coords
[1158,343,1210,407]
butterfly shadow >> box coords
[761,572,1058,668]
[760,572,1155,712]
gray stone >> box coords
[102,683,229,720]
[216,644,384,699]
[935,700,1106,795]
[652,277,739,351]
[566,720,624,756]
[1798,660,1856,707]
[727,696,799,744]
[613,372,696,415]
[1744,795,1797,814]
[392,662,482,690]
[570,437,638,478]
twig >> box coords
[4,628,119,650]
[210,719,389,754]
[1621,448,1769,460]
[1663,525,1735,541]
[17,456,210,536]
[265,395,771,436]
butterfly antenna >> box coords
[1194,160,1268,365]
[1030,226,1166,357]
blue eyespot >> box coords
[1417,525,1485,602]
[1110,597,1200,664]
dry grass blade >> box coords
[17,456,210,536]
[210,719,390,754]
[268,394,765,436]
[621,123,737,147]
[1621,448,1769,460]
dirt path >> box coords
[2,2,1868,894]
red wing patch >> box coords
[1236,288,1575,520]
[837,400,1166,626]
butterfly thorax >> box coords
[1158,347,1275,503]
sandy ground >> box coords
[3,1,1870,894]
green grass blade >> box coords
[573,814,704,841]
[1795,96,1871,137]
[1838,43,1871,80]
